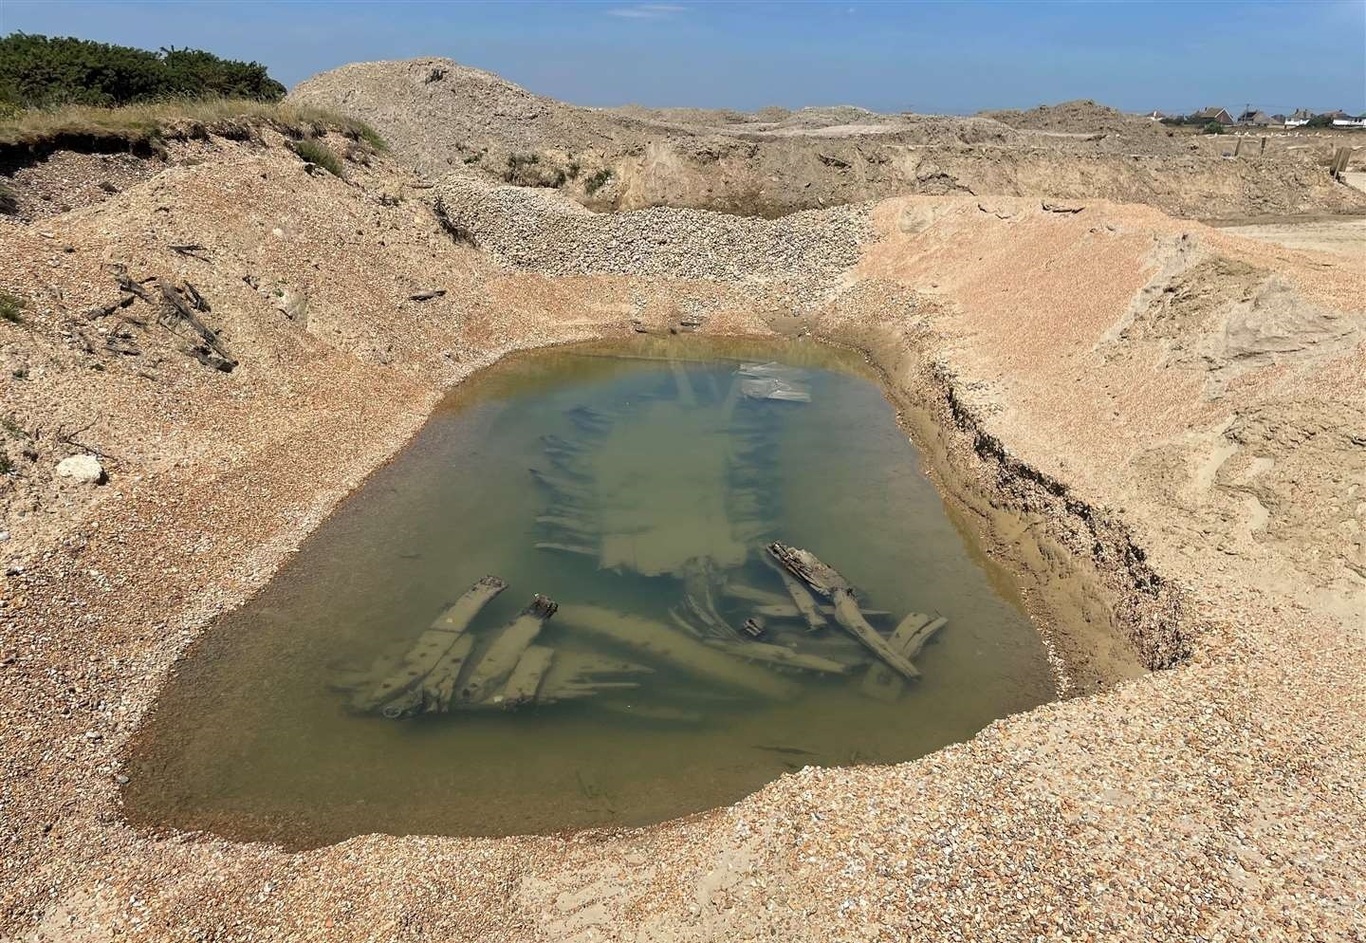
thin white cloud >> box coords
[606,3,685,19]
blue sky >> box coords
[3,1,1363,114]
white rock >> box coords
[56,454,105,484]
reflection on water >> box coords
[123,338,1055,847]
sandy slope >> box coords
[0,134,1362,941]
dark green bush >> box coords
[0,33,285,109]
[584,168,613,195]
[1201,121,1225,135]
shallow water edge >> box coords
[119,324,1173,849]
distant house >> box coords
[1269,114,1287,125]
[1285,108,1314,128]
[1237,110,1272,126]
[1191,106,1234,126]
[1145,109,1167,121]
[1332,115,1366,128]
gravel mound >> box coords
[433,174,872,297]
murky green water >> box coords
[123,338,1055,847]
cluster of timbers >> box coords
[338,359,948,720]
[342,542,946,720]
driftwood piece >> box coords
[707,640,851,675]
[496,644,556,708]
[1041,201,1084,214]
[762,551,827,631]
[168,243,209,260]
[157,279,237,371]
[354,575,507,712]
[767,542,921,680]
[459,595,558,703]
[555,604,799,699]
[409,288,446,301]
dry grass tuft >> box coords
[0,98,386,152]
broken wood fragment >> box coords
[459,594,558,703]
[409,288,447,301]
[706,639,850,675]
[496,644,556,708]
[157,279,237,372]
[353,575,506,713]
[767,542,921,680]
[1041,201,1084,214]
[762,551,827,631]
[555,604,799,699]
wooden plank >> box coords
[707,640,851,675]
[832,590,921,680]
[555,604,799,699]
[902,616,948,660]
[458,595,558,704]
[355,575,507,711]
[495,644,556,708]
[768,542,921,680]
[423,634,476,712]
[888,613,932,652]
[763,551,827,631]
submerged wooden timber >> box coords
[767,542,927,682]
[342,362,953,723]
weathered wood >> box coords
[763,551,827,631]
[832,591,921,680]
[768,542,922,680]
[902,615,948,660]
[555,604,799,699]
[726,579,792,601]
[534,541,598,558]
[459,595,558,703]
[422,633,476,712]
[354,575,508,711]
[157,279,237,371]
[754,602,890,620]
[495,644,556,708]
[888,613,931,651]
[431,574,508,633]
[706,640,851,675]
[860,611,947,702]
[536,514,595,532]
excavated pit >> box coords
[121,338,1077,847]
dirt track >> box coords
[0,126,1363,942]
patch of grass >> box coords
[290,136,344,177]
[503,152,567,188]
[0,292,24,324]
[584,168,613,195]
[1,414,25,438]
[0,98,386,154]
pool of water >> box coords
[123,338,1056,847]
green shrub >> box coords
[0,292,23,323]
[584,168,613,195]
[503,152,566,188]
[291,137,344,177]
[1201,121,1225,135]
[0,33,285,109]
